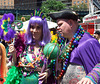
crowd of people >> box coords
[0,9,100,84]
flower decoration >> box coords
[0,13,23,41]
[50,31,58,43]
[0,13,16,41]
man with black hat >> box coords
[48,9,100,84]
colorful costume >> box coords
[19,45,45,84]
[61,29,100,84]
[0,13,16,41]
[52,26,100,84]
[85,63,100,84]
[4,34,46,84]
[0,13,23,41]
[4,9,52,84]
[48,9,100,84]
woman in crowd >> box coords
[5,10,52,84]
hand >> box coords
[77,77,94,84]
[38,72,48,84]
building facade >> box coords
[59,0,72,8]
[0,0,14,9]
[14,0,43,10]
[0,0,43,9]
[72,0,89,8]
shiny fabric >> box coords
[20,72,39,84]
[70,33,100,74]
[60,33,100,84]
[86,63,100,84]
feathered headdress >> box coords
[31,9,45,20]
[0,13,23,41]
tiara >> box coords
[31,9,45,20]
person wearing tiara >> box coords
[48,9,100,84]
[0,43,7,84]
[4,10,52,84]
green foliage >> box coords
[41,0,66,19]
[23,15,31,21]
[17,15,31,21]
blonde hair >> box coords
[0,43,7,82]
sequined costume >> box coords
[4,34,46,84]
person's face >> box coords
[94,34,99,39]
[30,23,43,41]
[57,19,73,40]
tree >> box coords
[41,0,66,19]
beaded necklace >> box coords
[19,45,44,76]
[52,25,85,80]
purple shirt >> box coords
[70,33,100,74]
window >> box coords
[81,0,83,3]
[4,2,6,4]
[74,1,76,4]
[77,1,80,4]
[85,0,87,3]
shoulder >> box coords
[0,43,5,49]
[78,33,99,48]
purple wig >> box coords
[25,16,51,46]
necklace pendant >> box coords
[73,40,78,46]
[23,72,27,77]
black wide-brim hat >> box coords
[48,9,78,21]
